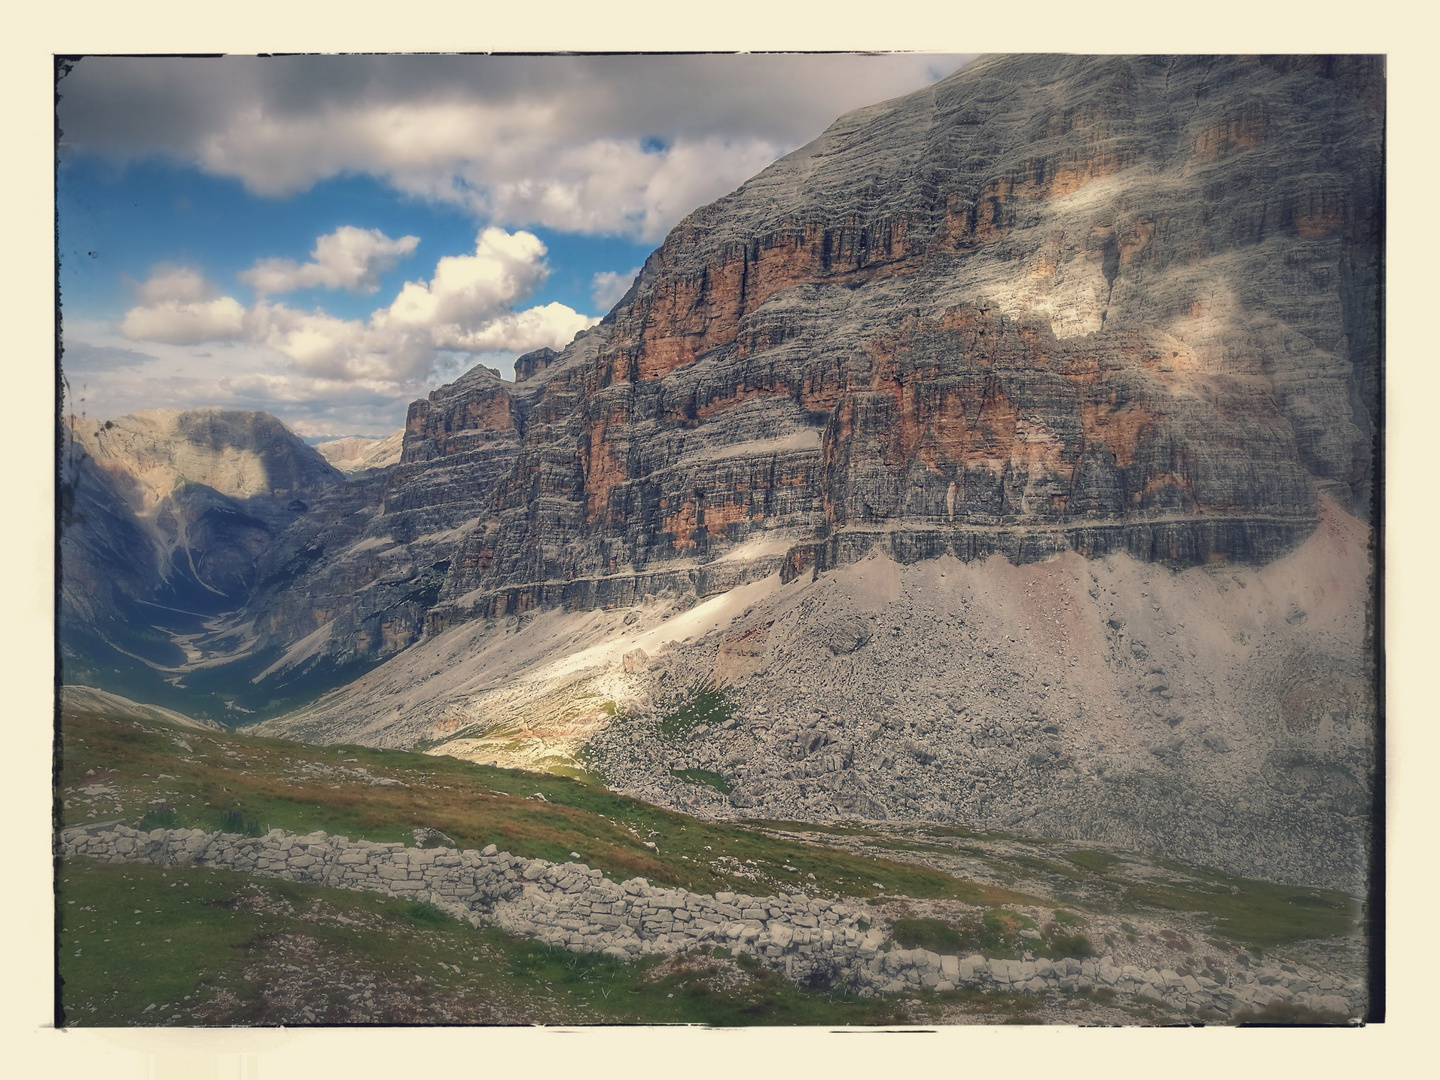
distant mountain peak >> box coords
[314,431,405,474]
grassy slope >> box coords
[58,699,1364,1025]
[56,860,912,1027]
[725,828,1361,954]
[59,711,1359,944]
[1124,859,1362,950]
[60,706,1021,903]
[58,856,1345,1028]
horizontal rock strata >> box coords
[61,821,1366,1021]
[61,59,1381,785]
[96,54,1379,691]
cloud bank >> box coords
[591,267,641,313]
[119,266,247,345]
[241,226,420,297]
[59,54,970,242]
[60,342,159,370]
[119,226,597,385]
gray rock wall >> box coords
[169,54,1383,686]
[61,821,1365,1021]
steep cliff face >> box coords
[230,365,531,690]
[398,55,1379,628]
[218,54,1381,688]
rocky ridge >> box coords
[314,431,405,474]
[58,56,1381,898]
[61,821,1366,1022]
[59,409,344,698]
[59,686,223,732]
[186,54,1381,690]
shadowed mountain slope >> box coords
[60,56,1381,892]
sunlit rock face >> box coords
[62,408,343,609]
[71,409,339,503]
[404,54,1380,631]
[315,432,404,475]
[59,55,1381,892]
[136,55,1383,683]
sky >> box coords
[57,53,973,438]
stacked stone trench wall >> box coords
[60,822,1365,1020]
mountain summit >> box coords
[59,55,1381,892]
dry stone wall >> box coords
[61,821,1365,1020]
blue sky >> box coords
[57,54,970,436]
[59,158,655,326]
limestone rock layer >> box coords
[62,54,1382,723]
[387,54,1381,642]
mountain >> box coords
[60,55,1381,891]
[314,431,405,474]
[233,55,1379,675]
[60,685,224,731]
[59,408,343,711]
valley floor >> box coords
[55,704,1370,1027]
[261,501,1374,896]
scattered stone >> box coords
[59,821,1366,1023]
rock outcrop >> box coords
[59,55,1381,893]
[61,821,1369,1021]
[241,53,1380,677]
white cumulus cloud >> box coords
[436,303,597,354]
[240,225,419,297]
[378,227,550,333]
[137,266,211,305]
[246,302,432,382]
[59,55,972,242]
[591,267,641,313]
[118,227,598,385]
[121,266,247,345]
